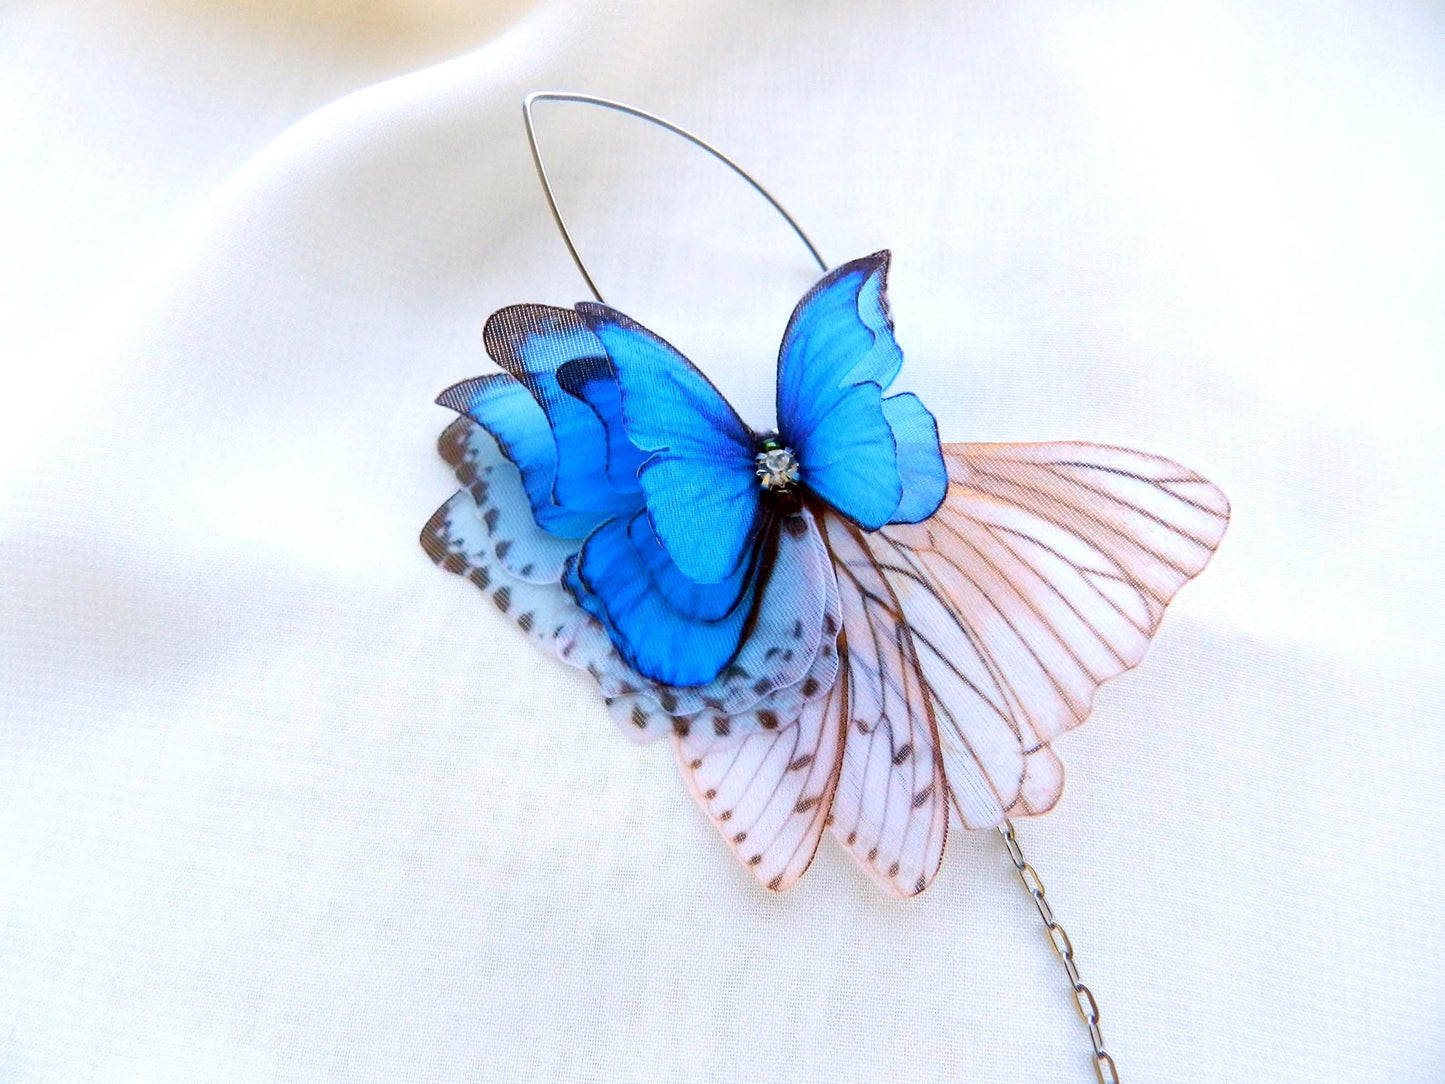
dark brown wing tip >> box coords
[419,503,464,574]
[436,416,472,467]
[418,506,448,563]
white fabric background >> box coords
[3,1,1443,1081]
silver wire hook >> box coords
[522,91,829,304]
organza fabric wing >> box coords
[422,418,595,655]
[585,508,841,719]
[821,518,949,897]
[565,508,763,686]
[422,417,674,735]
[440,305,644,538]
[676,680,847,892]
[574,303,761,585]
[823,441,1229,831]
[773,251,946,529]
[945,442,1231,633]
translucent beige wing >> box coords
[675,681,847,892]
[827,441,1229,831]
[820,518,950,897]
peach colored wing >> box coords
[819,515,950,897]
[828,442,1229,833]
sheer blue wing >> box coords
[555,355,648,495]
[482,305,644,514]
[584,506,841,720]
[564,509,761,687]
[774,251,945,528]
[437,305,644,544]
[881,392,947,523]
[621,508,754,622]
[777,252,903,427]
[790,381,903,529]
[436,375,606,539]
[576,303,761,584]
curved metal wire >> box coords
[521,91,828,303]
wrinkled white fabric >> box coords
[2,1,1443,1081]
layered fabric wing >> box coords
[435,375,601,539]
[774,251,946,528]
[777,253,903,437]
[945,442,1231,634]
[439,305,644,537]
[820,441,1229,832]
[822,521,949,897]
[422,419,609,671]
[564,510,763,687]
[576,303,762,585]
[675,677,847,892]
[429,417,581,584]
[881,392,946,524]
[424,418,845,740]
[582,508,841,718]
[482,305,648,511]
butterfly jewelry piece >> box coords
[422,95,1229,903]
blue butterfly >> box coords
[424,251,1229,894]
[438,252,945,688]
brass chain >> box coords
[998,819,1120,1084]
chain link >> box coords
[998,819,1119,1084]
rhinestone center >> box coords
[754,445,801,490]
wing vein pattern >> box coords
[822,441,1229,834]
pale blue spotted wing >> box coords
[582,506,840,720]
[433,417,586,584]
[423,419,661,723]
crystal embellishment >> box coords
[754,445,801,490]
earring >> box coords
[422,91,1229,1084]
